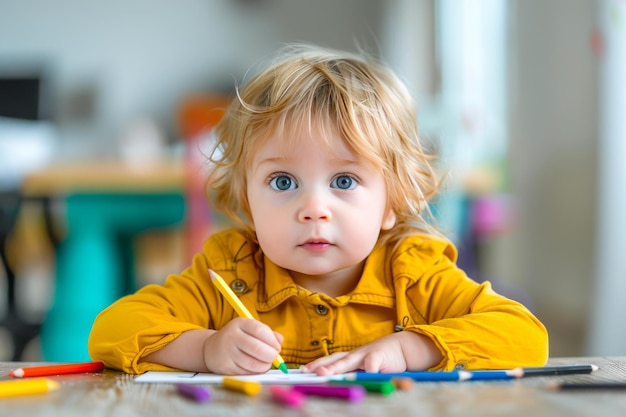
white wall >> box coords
[0,0,382,159]
[588,0,626,356]
[504,0,599,355]
[380,0,436,111]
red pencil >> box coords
[9,361,105,378]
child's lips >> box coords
[299,239,332,252]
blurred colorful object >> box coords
[177,94,232,259]
[471,194,516,239]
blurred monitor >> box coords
[0,69,49,121]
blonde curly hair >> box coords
[207,44,442,248]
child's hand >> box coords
[202,317,284,374]
[301,331,442,376]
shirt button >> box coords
[230,279,248,294]
[315,304,329,315]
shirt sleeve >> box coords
[394,239,549,371]
[87,251,225,374]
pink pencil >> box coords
[9,361,105,378]
[269,385,306,408]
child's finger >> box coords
[307,352,366,376]
[301,352,349,373]
[232,348,276,374]
[361,350,386,373]
[320,352,366,375]
[237,318,282,351]
[238,337,281,366]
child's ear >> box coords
[381,209,396,231]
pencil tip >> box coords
[208,269,217,279]
[591,364,599,372]
[278,363,289,374]
[458,370,472,381]
[8,369,23,378]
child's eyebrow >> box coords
[253,156,289,168]
[255,155,360,167]
[248,156,288,177]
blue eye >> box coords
[269,174,297,191]
[331,175,357,190]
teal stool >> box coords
[40,192,185,362]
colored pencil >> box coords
[209,269,288,374]
[336,364,598,383]
[222,377,262,396]
[0,378,60,398]
[337,370,473,382]
[391,377,414,390]
[292,384,366,402]
[467,364,598,380]
[518,364,598,377]
[464,370,518,380]
[269,385,306,408]
[329,379,395,395]
[176,383,211,402]
[547,382,626,391]
[9,361,105,378]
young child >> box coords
[88,44,548,375]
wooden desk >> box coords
[1,357,626,416]
[20,160,186,362]
[21,160,185,195]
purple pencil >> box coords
[176,383,212,403]
[293,384,366,402]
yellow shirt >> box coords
[88,229,548,374]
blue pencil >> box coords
[465,370,518,380]
[335,364,598,383]
[336,370,474,382]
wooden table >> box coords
[1,357,626,416]
[21,159,186,195]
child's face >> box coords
[246,125,396,283]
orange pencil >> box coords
[9,361,105,378]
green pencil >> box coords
[330,379,395,395]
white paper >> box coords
[133,369,333,385]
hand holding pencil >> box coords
[209,269,287,373]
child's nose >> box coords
[297,189,332,222]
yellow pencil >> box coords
[209,269,288,374]
[0,378,60,398]
[222,377,262,396]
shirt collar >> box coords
[256,244,396,312]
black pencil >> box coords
[521,364,598,377]
[548,382,626,390]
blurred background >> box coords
[0,0,624,362]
